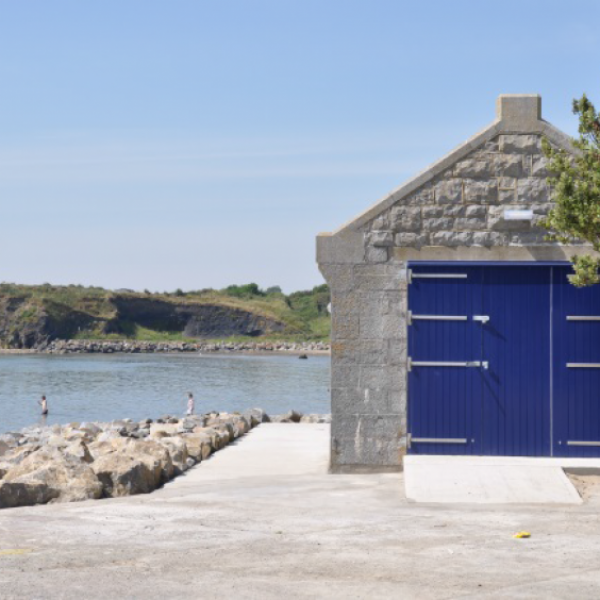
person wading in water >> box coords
[38,395,48,415]
[186,392,195,416]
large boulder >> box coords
[0,481,58,508]
[0,440,12,458]
[135,439,174,483]
[244,408,270,426]
[2,445,41,466]
[300,414,331,423]
[88,436,132,460]
[1,449,102,504]
[92,452,158,497]
[63,440,94,464]
[158,437,189,474]
[91,439,174,497]
[182,433,213,462]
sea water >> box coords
[0,353,330,433]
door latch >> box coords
[473,315,490,324]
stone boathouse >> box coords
[318,94,600,472]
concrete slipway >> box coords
[3,424,600,599]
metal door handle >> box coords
[409,359,489,370]
[473,315,490,324]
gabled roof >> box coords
[328,95,574,236]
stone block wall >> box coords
[320,262,407,472]
[363,134,565,262]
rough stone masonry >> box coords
[317,94,590,473]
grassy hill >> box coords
[0,282,330,349]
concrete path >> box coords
[404,455,588,504]
[3,425,600,598]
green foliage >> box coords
[223,283,266,298]
[542,93,600,286]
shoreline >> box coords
[1,340,331,356]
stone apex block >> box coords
[496,94,541,123]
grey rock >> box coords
[435,179,462,203]
[464,180,498,204]
[499,134,540,154]
[367,231,394,247]
[390,207,421,232]
[453,157,492,178]
[454,217,487,231]
[423,218,453,232]
[394,233,429,249]
[365,247,388,263]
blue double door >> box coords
[408,264,600,457]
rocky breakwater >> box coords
[44,339,331,354]
[0,409,269,509]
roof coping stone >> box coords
[496,94,542,130]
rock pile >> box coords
[43,340,331,355]
[0,408,269,509]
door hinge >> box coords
[407,268,413,284]
[407,433,412,449]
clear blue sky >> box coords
[1,1,599,293]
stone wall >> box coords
[363,134,562,263]
[321,262,407,472]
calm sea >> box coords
[0,353,330,433]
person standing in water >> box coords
[38,395,48,415]
[186,392,195,416]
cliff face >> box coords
[107,297,287,338]
[0,294,288,349]
[0,297,98,349]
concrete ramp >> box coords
[404,455,584,504]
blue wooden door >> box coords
[553,266,600,457]
[480,266,551,456]
[408,264,552,456]
[408,265,483,455]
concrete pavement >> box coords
[2,424,600,598]
[404,455,589,504]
